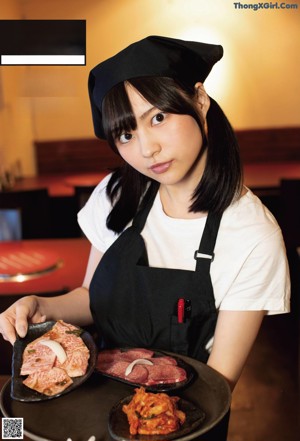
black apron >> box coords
[90,187,230,441]
[89,186,222,363]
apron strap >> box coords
[194,211,222,272]
[133,182,222,273]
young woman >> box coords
[0,35,290,440]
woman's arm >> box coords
[0,245,103,344]
[37,245,103,325]
[207,309,266,391]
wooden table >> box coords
[11,172,108,197]
[8,163,300,197]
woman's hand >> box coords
[0,295,46,345]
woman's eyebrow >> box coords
[138,106,156,121]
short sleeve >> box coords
[77,173,120,252]
[219,227,290,315]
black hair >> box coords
[102,76,243,233]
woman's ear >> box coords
[194,82,210,120]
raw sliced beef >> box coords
[126,365,149,384]
[54,332,90,377]
[150,356,177,366]
[96,348,187,386]
[20,343,56,375]
[58,348,90,377]
[146,365,187,385]
[20,320,90,396]
[99,360,129,377]
[98,348,154,364]
[23,367,73,396]
[120,348,154,360]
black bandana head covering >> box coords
[88,35,223,139]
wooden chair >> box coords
[0,188,52,239]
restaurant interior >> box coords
[0,1,299,440]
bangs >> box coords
[102,82,137,150]
[102,76,204,151]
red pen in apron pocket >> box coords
[177,298,185,323]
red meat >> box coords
[146,365,187,385]
[20,320,90,396]
[96,348,187,386]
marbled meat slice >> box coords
[26,320,90,378]
[97,348,154,364]
[23,367,73,396]
[126,365,149,384]
[47,320,80,340]
[54,333,90,377]
[20,320,90,396]
[97,348,187,386]
[21,341,56,375]
[121,348,154,360]
[100,360,129,377]
[58,348,90,377]
[146,365,187,385]
[150,356,178,365]
[97,359,149,383]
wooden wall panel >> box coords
[35,138,124,174]
[237,127,300,163]
[35,127,300,175]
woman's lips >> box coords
[149,160,173,174]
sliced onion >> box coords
[39,339,67,364]
[125,358,153,376]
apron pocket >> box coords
[170,315,190,355]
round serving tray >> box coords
[0,353,231,441]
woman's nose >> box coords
[138,132,161,158]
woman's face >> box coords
[114,83,206,191]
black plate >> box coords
[109,395,205,441]
[11,320,98,402]
[96,348,196,392]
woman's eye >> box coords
[119,132,132,144]
[152,112,166,125]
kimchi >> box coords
[122,387,186,435]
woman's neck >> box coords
[159,185,207,219]
[158,149,208,219]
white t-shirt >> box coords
[78,174,290,316]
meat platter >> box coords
[96,348,196,392]
[11,321,98,402]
